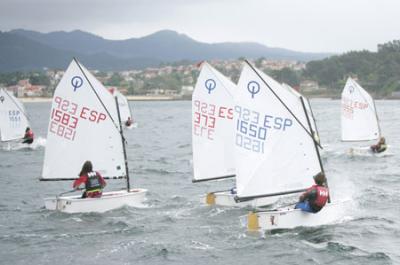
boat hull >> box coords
[246,199,350,231]
[204,191,278,207]
[348,145,389,157]
[44,189,147,213]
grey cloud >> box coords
[1,0,400,52]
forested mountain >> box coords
[0,29,330,72]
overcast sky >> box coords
[1,0,399,53]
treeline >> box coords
[303,40,400,95]
[1,40,400,96]
[0,71,50,86]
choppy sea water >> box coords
[0,99,399,265]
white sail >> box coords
[341,77,380,141]
[109,88,132,123]
[281,83,320,143]
[0,89,30,142]
[234,64,320,199]
[41,59,126,180]
[192,62,236,182]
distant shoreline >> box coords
[19,95,187,103]
[18,95,400,103]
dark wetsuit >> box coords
[371,144,387,153]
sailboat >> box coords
[234,61,346,230]
[0,88,31,149]
[42,59,147,213]
[192,61,276,207]
[108,87,135,129]
[341,77,386,156]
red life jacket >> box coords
[309,184,329,208]
[25,130,34,139]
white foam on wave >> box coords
[0,136,46,151]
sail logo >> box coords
[247,81,260,98]
[204,79,216,94]
[71,76,83,92]
[348,85,355,94]
[319,190,329,197]
[0,96,4,103]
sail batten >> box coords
[341,77,380,141]
[234,63,320,199]
[192,62,236,182]
[41,59,126,180]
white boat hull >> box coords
[44,189,147,213]
[204,191,278,208]
[1,137,46,151]
[348,145,390,157]
[246,200,350,231]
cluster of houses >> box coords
[2,59,326,98]
[6,79,46,97]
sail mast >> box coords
[371,98,381,138]
[115,96,131,192]
[300,97,324,173]
[305,97,321,144]
[300,96,330,203]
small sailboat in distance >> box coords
[42,58,146,213]
[191,62,275,207]
[0,88,31,149]
[341,77,387,156]
[108,87,135,129]
[234,61,347,231]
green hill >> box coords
[304,40,400,95]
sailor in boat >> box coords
[294,172,329,213]
[370,137,387,153]
[22,127,34,144]
[73,161,107,198]
[125,117,133,127]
